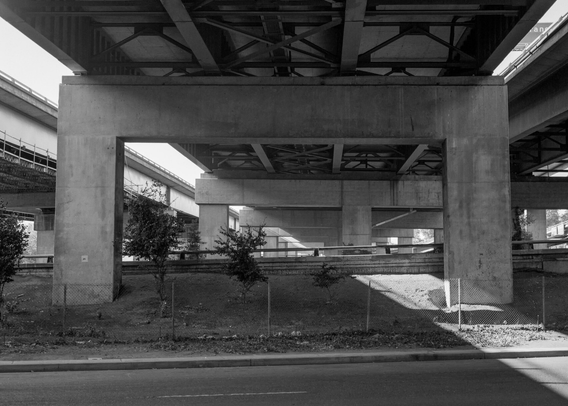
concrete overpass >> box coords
[0,0,562,305]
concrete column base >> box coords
[398,237,413,254]
[445,279,514,306]
[527,209,547,249]
[199,205,229,256]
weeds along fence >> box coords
[1,272,568,343]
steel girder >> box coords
[1,0,540,77]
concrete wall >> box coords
[196,178,443,209]
[0,103,57,152]
[509,63,568,142]
[59,76,503,144]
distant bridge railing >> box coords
[0,70,58,109]
[0,129,56,174]
[17,239,568,275]
[125,146,195,190]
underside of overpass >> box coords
[0,0,562,306]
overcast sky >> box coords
[1,1,568,181]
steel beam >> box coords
[332,144,344,174]
[340,0,367,74]
[252,144,275,173]
[160,0,220,73]
[397,144,428,175]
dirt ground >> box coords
[1,270,567,360]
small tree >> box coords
[182,222,203,260]
[214,226,267,303]
[0,201,29,313]
[123,182,184,303]
[311,263,344,302]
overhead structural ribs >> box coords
[252,144,275,173]
[398,145,429,175]
[225,19,342,70]
[340,0,368,74]
[160,0,220,74]
[332,144,344,174]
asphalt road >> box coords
[3,357,568,406]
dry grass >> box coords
[1,270,567,358]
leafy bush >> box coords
[0,200,29,311]
[123,182,184,303]
[311,263,344,302]
[181,222,204,260]
[214,226,267,303]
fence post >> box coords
[63,284,67,334]
[458,279,462,331]
[542,275,546,331]
[267,281,271,337]
[171,282,175,340]
[366,280,371,332]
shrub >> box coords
[215,226,267,303]
[123,182,184,304]
[311,263,344,302]
[0,200,29,312]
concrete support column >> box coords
[443,87,512,305]
[342,205,371,246]
[263,236,279,258]
[527,209,547,249]
[398,237,413,254]
[34,211,55,263]
[434,229,444,244]
[53,136,124,304]
[341,181,371,247]
[199,204,229,252]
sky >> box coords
[1,1,568,182]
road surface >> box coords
[3,357,568,405]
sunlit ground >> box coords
[354,274,568,336]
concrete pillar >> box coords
[342,205,371,246]
[263,236,279,258]
[443,93,512,305]
[527,209,547,249]
[434,229,444,244]
[199,204,229,253]
[398,237,413,254]
[341,181,371,247]
[34,211,54,263]
[53,136,124,304]
[278,241,289,257]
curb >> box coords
[1,348,568,373]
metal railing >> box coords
[0,129,56,173]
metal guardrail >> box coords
[0,129,56,173]
[501,12,568,78]
[24,238,568,264]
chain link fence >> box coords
[1,272,567,343]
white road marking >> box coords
[158,391,308,398]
